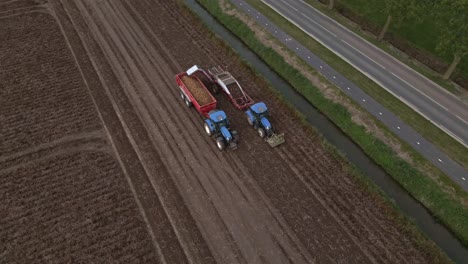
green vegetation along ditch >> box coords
[193,0,468,251]
[312,0,468,88]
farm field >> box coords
[0,0,445,263]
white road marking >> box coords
[456,115,468,125]
[390,72,449,111]
[299,12,337,37]
[280,0,299,12]
[341,39,386,70]
[297,0,462,104]
[260,0,468,147]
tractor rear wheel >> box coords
[204,123,212,136]
[257,128,266,138]
[232,130,239,142]
[185,97,192,107]
[216,137,226,151]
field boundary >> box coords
[193,0,468,250]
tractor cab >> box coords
[246,102,272,132]
[250,102,270,119]
[208,110,229,129]
[204,110,239,151]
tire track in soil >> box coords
[0,6,158,262]
[78,0,315,263]
[0,130,107,167]
[51,0,435,263]
[129,0,433,263]
[88,0,406,262]
[51,1,211,263]
[130,0,378,260]
[0,0,46,18]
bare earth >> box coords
[0,0,440,263]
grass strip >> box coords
[244,0,468,174]
[327,0,468,84]
[193,0,468,250]
[302,0,463,96]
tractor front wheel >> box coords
[216,137,226,151]
[257,128,266,138]
[247,115,254,126]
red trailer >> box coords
[176,65,217,117]
[208,65,254,110]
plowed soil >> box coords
[0,0,441,263]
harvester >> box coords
[204,110,239,151]
[245,102,285,147]
[207,65,254,110]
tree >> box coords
[434,0,468,79]
[378,0,418,41]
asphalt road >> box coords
[261,0,468,148]
[231,0,468,190]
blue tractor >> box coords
[204,110,239,151]
[245,102,285,147]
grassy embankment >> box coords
[247,0,468,172]
[302,0,467,96]
[333,0,468,86]
[191,0,468,251]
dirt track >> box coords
[0,0,441,263]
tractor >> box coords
[245,102,285,147]
[204,110,239,151]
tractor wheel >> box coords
[247,115,254,126]
[185,97,192,107]
[232,130,239,142]
[257,128,266,138]
[216,137,226,151]
[204,123,212,136]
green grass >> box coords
[245,0,468,170]
[301,0,462,96]
[193,0,468,253]
[323,0,468,86]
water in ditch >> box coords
[185,0,468,262]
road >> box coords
[231,0,468,189]
[46,0,438,262]
[262,0,468,148]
